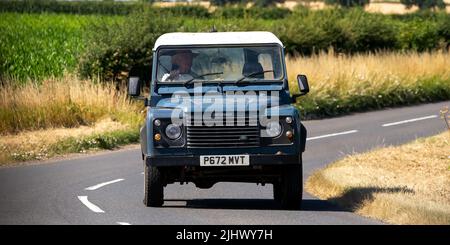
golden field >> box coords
[154,1,450,14]
[286,50,450,96]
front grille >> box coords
[186,116,260,148]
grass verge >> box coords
[306,131,450,224]
[0,118,139,165]
[0,76,144,166]
[0,75,142,134]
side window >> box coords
[258,53,274,79]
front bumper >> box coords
[145,153,299,167]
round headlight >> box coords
[285,117,293,124]
[154,119,161,127]
[165,124,182,140]
[266,121,282,137]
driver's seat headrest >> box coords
[242,62,264,78]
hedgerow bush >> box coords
[214,6,291,19]
[437,14,450,47]
[78,11,179,83]
[275,8,399,54]
[397,20,441,51]
[400,0,446,10]
[163,5,211,18]
[337,10,398,52]
[325,0,370,7]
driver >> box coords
[161,50,198,82]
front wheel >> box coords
[278,164,302,210]
[143,164,164,207]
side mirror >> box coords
[128,76,141,97]
[293,74,309,100]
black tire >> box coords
[143,164,164,207]
[279,164,302,210]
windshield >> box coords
[156,45,285,83]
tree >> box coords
[210,0,284,6]
[253,0,285,7]
[324,0,370,7]
[400,0,446,10]
[210,0,246,6]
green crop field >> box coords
[0,13,124,82]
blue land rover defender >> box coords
[128,32,309,210]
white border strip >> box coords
[78,196,105,213]
[382,115,437,127]
[85,179,124,191]
[306,130,358,141]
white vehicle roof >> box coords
[153,31,283,50]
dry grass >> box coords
[280,1,450,13]
[306,131,450,224]
[286,50,450,94]
[366,3,450,14]
[0,75,142,135]
[279,1,327,10]
[365,3,419,14]
[0,118,127,147]
[286,51,450,117]
[0,75,144,165]
[153,1,211,9]
[152,0,450,13]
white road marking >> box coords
[117,222,131,225]
[77,196,105,213]
[381,115,438,127]
[141,172,144,175]
[306,130,358,141]
[85,178,124,191]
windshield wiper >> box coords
[235,70,274,84]
[184,72,224,86]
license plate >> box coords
[200,155,250,167]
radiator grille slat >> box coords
[186,117,260,148]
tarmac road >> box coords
[0,101,448,225]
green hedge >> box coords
[78,11,175,83]
[214,6,291,19]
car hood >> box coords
[155,94,285,113]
